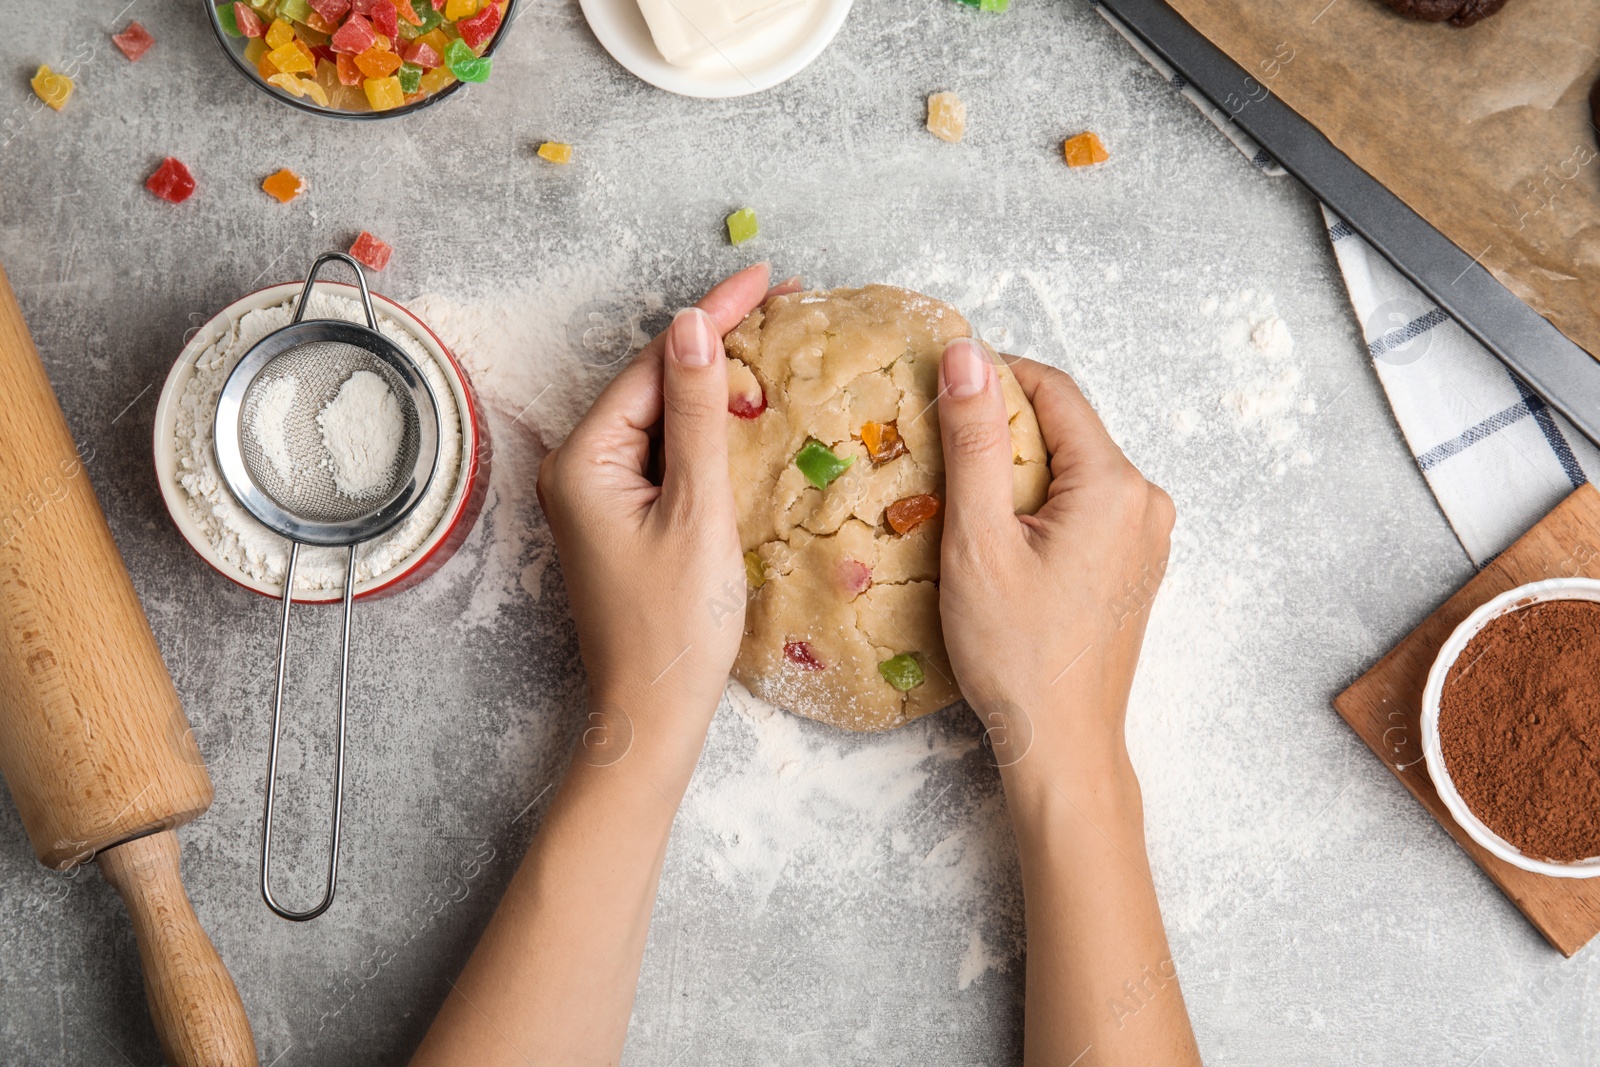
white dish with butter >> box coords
[579,0,853,97]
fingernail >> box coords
[668,307,715,367]
[943,338,989,399]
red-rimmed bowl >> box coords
[153,279,489,602]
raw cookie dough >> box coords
[1376,0,1507,26]
[725,285,1050,732]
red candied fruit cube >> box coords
[330,12,376,54]
[369,0,398,40]
[348,231,393,271]
[145,157,196,204]
[233,3,266,37]
[403,40,442,68]
[112,21,155,61]
[728,390,765,419]
[351,0,377,14]
[456,3,501,50]
[784,641,825,671]
[308,0,352,20]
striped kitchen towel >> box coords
[1098,5,1597,565]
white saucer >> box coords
[578,0,854,98]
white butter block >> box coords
[637,0,808,65]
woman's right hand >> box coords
[933,338,1176,779]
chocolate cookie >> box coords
[1378,0,1508,26]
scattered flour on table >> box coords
[173,290,462,591]
[317,369,405,498]
[248,375,298,483]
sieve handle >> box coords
[291,252,380,333]
[259,542,353,922]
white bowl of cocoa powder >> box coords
[1421,578,1600,879]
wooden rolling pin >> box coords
[0,264,257,1066]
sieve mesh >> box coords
[238,340,421,525]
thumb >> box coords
[937,338,1017,541]
[659,306,733,513]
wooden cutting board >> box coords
[1334,483,1600,957]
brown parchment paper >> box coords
[1165,0,1600,357]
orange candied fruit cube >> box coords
[885,493,940,535]
[354,46,402,78]
[926,91,966,144]
[261,168,306,203]
[859,420,907,464]
[1063,131,1109,168]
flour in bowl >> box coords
[173,291,463,592]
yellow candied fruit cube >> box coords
[926,90,965,144]
[244,37,268,65]
[267,42,314,74]
[31,65,73,110]
[266,72,307,97]
[363,75,405,111]
[537,142,573,164]
[445,0,481,18]
[265,18,296,49]
[1062,131,1109,167]
[418,65,457,95]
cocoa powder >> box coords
[1438,599,1600,863]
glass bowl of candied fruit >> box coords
[208,0,515,118]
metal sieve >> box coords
[215,252,441,921]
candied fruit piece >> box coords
[309,0,352,19]
[355,45,402,77]
[397,62,422,93]
[419,65,456,94]
[878,653,925,692]
[886,493,939,534]
[146,157,196,203]
[304,11,338,34]
[262,168,306,202]
[113,21,156,60]
[537,141,573,164]
[1063,131,1109,167]
[745,551,765,589]
[370,0,398,39]
[784,641,825,671]
[793,439,853,489]
[860,420,906,463]
[445,0,480,18]
[456,2,502,50]
[955,0,1009,9]
[301,77,331,106]
[926,91,965,143]
[267,72,311,96]
[403,39,442,67]
[839,559,872,596]
[444,37,492,82]
[349,230,393,270]
[265,17,296,47]
[233,3,266,36]
[363,74,405,109]
[336,52,363,84]
[268,41,315,73]
[727,360,766,419]
[216,4,244,36]
[30,66,73,111]
[396,0,425,27]
[410,0,444,32]
[331,12,376,53]
[279,0,314,20]
[726,207,758,246]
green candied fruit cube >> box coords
[793,439,853,489]
[216,4,243,36]
[398,62,423,93]
[278,0,313,22]
[979,0,1009,9]
[445,38,493,83]
[878,653,925,692]
[726,207,758,246]
[411,0,444,32]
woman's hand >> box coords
[934,338,1176,777]
[537,263,798,737]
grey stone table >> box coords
[1,1,1593,1064]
